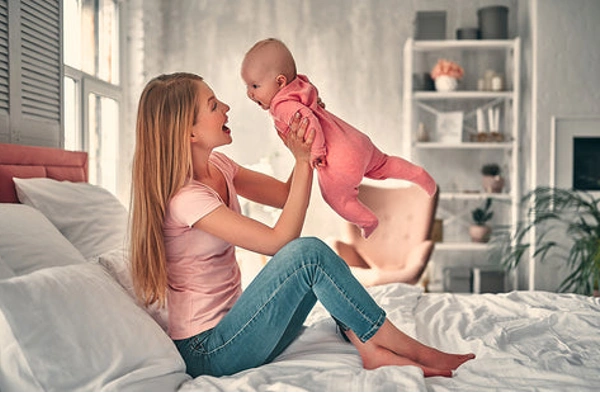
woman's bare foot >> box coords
[345,320,475,374]
[419,351,475,371]
[360,344,453,378]
[366,320,476,370]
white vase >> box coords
[482,175,505,193]
[435,75,458,92]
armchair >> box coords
[333,183,439,287]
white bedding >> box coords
[2,178,600,392]
[179,284,600,392]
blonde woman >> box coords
[130,72,474,378]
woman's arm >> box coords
[234,166,291,209]
[194,115,315,255]
[234,111,307,208]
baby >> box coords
[241,38,437,238]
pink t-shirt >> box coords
[163,152,243,340]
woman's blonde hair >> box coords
[130,72,203,307]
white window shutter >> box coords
[5,0,61,146]
[0,0,9,141]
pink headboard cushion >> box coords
[0,143,88,203]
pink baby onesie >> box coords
[270,74,437,238]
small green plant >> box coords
[481,163,501,176]
[472,198,494,226]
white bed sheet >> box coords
[179,283,600,392]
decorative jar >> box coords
[434,75,458,92]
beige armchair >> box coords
[333,184,439,287]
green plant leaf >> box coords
[493,186,600,296]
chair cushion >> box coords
[336,183,439,287]
[350,184,437,269]
[403,240,435,284]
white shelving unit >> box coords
[403,38,521,291]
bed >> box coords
[1,142,599,392]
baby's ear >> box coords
[276,74,287,88]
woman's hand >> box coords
[279,112,315,165]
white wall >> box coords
[529,0,600,291]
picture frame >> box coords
[436,111,464,143]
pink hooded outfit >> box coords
[270,74,437,238]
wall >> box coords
[529,0,600,291]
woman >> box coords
[130,72,474,378]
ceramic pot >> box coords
[482,175,504,193]
[469,225,491,243]
[434,75,458,92]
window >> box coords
[63,0,121,196]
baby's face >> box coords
[241,60,282,110]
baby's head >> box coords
[241,38,297,110]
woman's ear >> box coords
[276,74,287,88]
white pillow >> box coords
[98,248,169,331]
[0,262,189,391]
[14,177,129,259]
[0,204,86,276]
[0,255,15,280]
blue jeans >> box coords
[174,237,386,377]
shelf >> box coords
[439,193,511,201]
[412,39,516,51]
[414,91,513,100]
[434,242,490,251]
[414,142,513,149]
[403,37,521,273]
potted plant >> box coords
[470,197,493,243]
[492,187,600,296]
[481,163,504,193]
[430,58,464,92]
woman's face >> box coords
[191,81,232,149]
